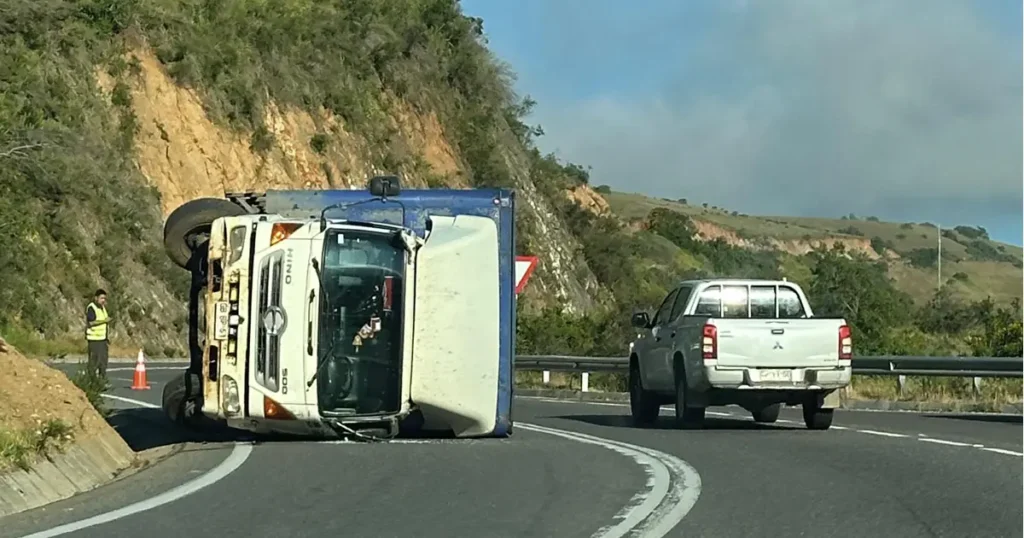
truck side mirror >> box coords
[630,311,651,328]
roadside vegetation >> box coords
[0,0,1017,408]
[515,201,1023,405]
[0,419,73,472]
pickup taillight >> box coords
[702,324,717,361]
[838,324,852,360]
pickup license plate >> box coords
[213,301,230,340]
[758,369,792,383]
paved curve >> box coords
[4,363,1022,538]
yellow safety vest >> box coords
[86,302,109,341]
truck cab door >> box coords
[410,215,502,438]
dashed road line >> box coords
[521,396,1024,459]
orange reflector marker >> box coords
[270,222,302,246]
[263,396,296,420]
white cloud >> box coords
[530,0,1022,232]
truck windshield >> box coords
[316,228,405,416]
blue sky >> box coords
[460,0,1023,246]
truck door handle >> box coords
[771,329,785,335]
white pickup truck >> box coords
[628,279,852,430]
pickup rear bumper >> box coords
[703,363,852,391]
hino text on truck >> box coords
[160,176,515,441]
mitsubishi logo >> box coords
[773,341,783,350]
[262,306,287,336]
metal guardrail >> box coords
[514,354,1024,393]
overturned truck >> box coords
[161,177,516,440]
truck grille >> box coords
[255,251,284,392]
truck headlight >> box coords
[222,375,241,415]
[228,226,247,264]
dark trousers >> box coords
[87,340,109,378]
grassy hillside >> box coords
[0,0,1018,380]
[0,0,607,356]
[604,190,1023,305]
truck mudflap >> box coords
[410,214,502,438]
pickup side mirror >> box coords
[630,311,651,329]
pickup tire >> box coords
[674,374,705,429]
[752,403,781,424]
[803,404,834,430]
[629,361,660,427]
[164,198,247,269]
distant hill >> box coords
[601,190,1022,305]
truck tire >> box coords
[164,198,247,269]
[803,404,834,430]
[629,360,660,427]
[752,403,781,424]
[674,371,705,429]
[162,370,204,428]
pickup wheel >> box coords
[673,375,705,429]
[752,403,781,424]
[164,198,247,269]
[803,404,834,430]
[629,361,660,427]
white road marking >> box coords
[919,438,973,447]
[518,396,1023,459]
[858,429,908,438]
[980,447,1024,457]
[518,422,701,538]
[106,367,186,372]
[102,394,161,409]
[19,396,253,538]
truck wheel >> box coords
[752,403,781,424]
[629,361,660,427]
[164,198,247,269]
[674,374,705,429]
[803,404,834,430]
[162,370,204,428]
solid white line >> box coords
[106,367,187,372]
[18,397,253,538]
[102,394,160,409]
[919,438,972,447]
[851,429,908,438]
[980,447,1024,457]
[518,422,701,538]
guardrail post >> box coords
[972,376,982,396]
[897,375,906,397]
[582,372,590,393]
[542,370,550,384]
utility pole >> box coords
[937,224,942,289]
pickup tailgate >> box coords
[712,318,844,368]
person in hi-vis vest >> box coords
[85,289,112,378]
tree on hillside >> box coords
[967,299,1023,357]
[806,244,913,353]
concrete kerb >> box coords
[515,388,1024,415]
[0,411,185,519]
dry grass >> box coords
[603,191,1023,305]
[0,419,74,472]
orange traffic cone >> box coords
[131,349,151,390]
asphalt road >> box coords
[4,362,1022,538]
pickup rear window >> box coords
[693,284,806,319]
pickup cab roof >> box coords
[677,278,803,288]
